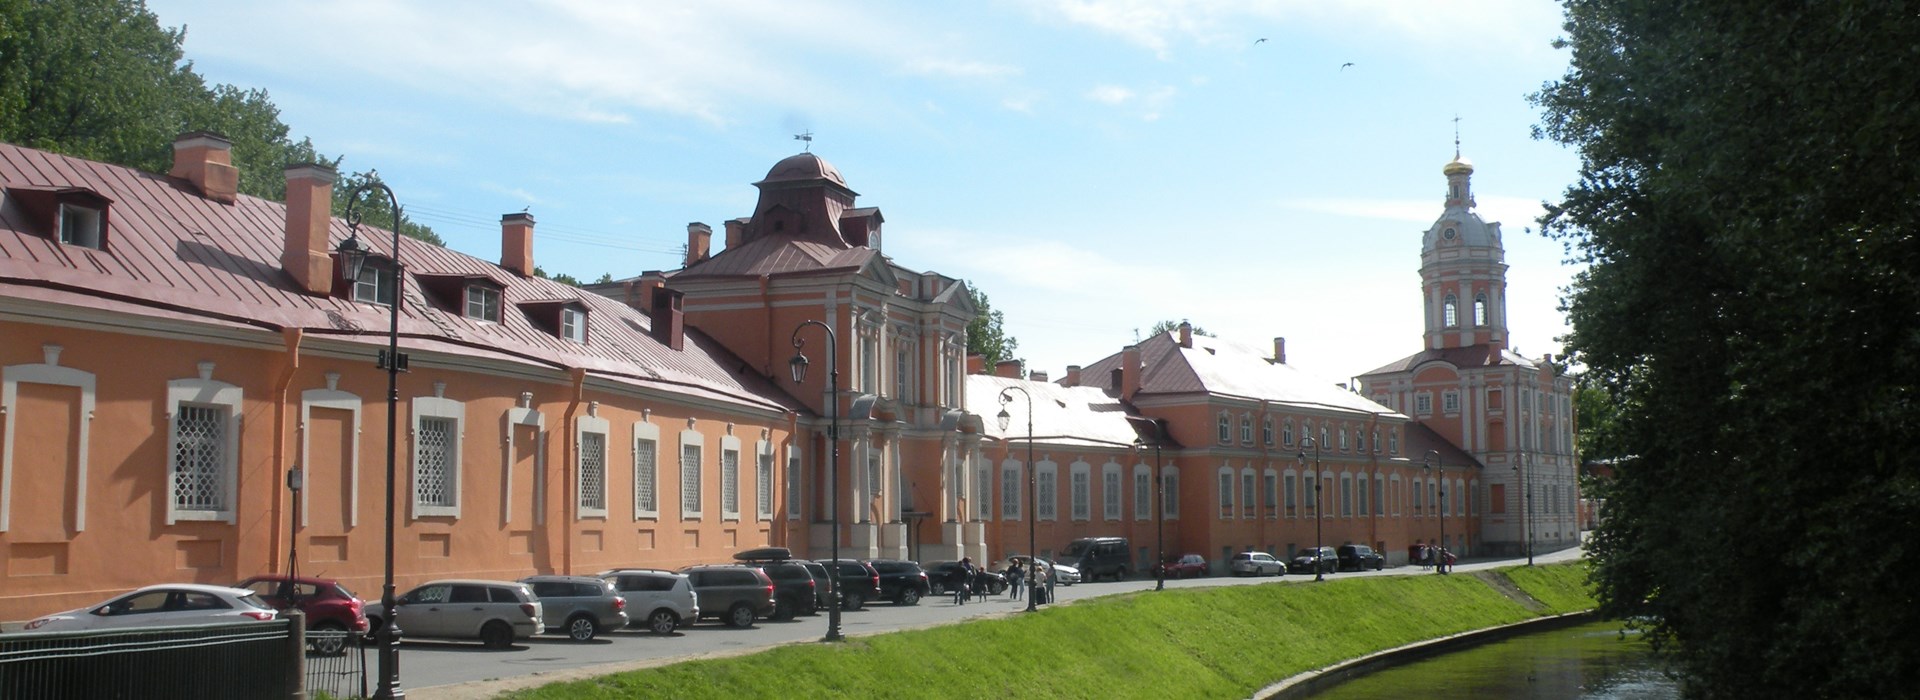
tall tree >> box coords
[965,282,1018,369]
[1534,1,1920,696]
[1148,320,1211,338]
[332,170,444,246]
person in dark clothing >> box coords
[952,558,974,605]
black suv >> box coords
[1337,544,1386,572]
[822,559,882,610]
[866,559,931,605]
[678,565,776,627]
[1058,536,1133,582]
[1288,546,1338,575]
[736,559,818,621]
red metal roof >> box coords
[0,142,802,414]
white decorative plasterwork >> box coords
[503,402,546,526]
[2,345,97,533]
[300,384,363,528]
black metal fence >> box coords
[0,619,301,699]
[305,628,369,699]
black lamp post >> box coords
[1133,418,1168,592]
[788,320,844,642]
[996,386,1037,612]
[1522,453,1535,566]
[335,180,408,700]
[1423,449,1446,575]
[1298,436,1324,582]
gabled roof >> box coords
[1078,332,1402,418]
[0,141,802,415]
[967,374,1144,448]
[1357,344,1537,377]
[668,232,879,280]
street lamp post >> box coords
[1134,418,1168,592]
[788,321,844,642]
[1423,450,1446,575]
[1298,437,1324,582]
[1514,454,1534,566]
[996,386,1038,612]
[335,181,409,700]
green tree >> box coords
[965,282,1018,368]
[1534,1,1920,696]
[0,0,334,202]
[332,170,444,246]
[1148,319,1211,338]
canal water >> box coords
[1307,620,1681,699]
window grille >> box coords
[579,432,606,512]
[416,417,456,508]
[634,438,657,516]
[681,444,702,516]
[172,405,227,512]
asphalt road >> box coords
[403,544,1585,699]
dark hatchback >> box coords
[821,559,882,610]
[1336,544,1386,572]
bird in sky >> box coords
[1340,62,1355,71]
[1254,38,1267,45]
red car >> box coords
[1155,554,1210,579]
[236,574,368,654]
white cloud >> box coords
[1027,0,1564,62]
[1085,83,1176,120]
[904,58,1023,79]
[1087,85,1136,104]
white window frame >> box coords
[721,435,742,521]
[786,442,802,522]
[353,260,396,306]
[1357,471,1369,516]
[1001,459,1022,520]
[1282,419,1295,447]
[1284,470,1298,514]
[1263,469,1278,519]
[1240,414,1254,444]
[58,203,103,249]
[410,395,464,519]
[1132,463,1152,521]
[1070,461,1091,521]
[1217,412,1231,444]
[632,422,660,519]
[1037,460,1058,521]
[1217,467,1234,520]
[1162,466,1180,519]
[165,375,241,524]
[576,413,609,519]
[561,307,587,343]
[1240,468,1256,519]
[1102,462,1122,521]
[3,356,98,533]
[975,451,992,520]
[1340,473,1354,517]
[757,439,775,521]
[465,285,501,322]
[1414,393,1433,415]
[1262,418,1274,446]
[679,429,704,520]
[1443,391,1461,414]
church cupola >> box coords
[742,152,859,248]
[1419,132,1509,352]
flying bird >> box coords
[1340,62,1355,71]
[1254,38,1267,45]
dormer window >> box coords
[561,308,587,343]
[465,286,501,322]
[353,260,397,306]
[59,203,103,248]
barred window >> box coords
[722,447,740,519]
[1284,472,1298,511]
[1263,471,1277,513]
[1002,463,1022,520]
[1162,469,1180,519]
[1037,464,1057,520]
[416,417,457,510]
[1218,470,1234,518]
[976,457,993,520]
[172,404,228,514]
[1134,467,1151,520]
[634,437,658,518]
[1217,413,1231,443]
[786,449,802,521]
[680,443,702,518]
[579,431,607,514]
[1070,467,1090,521]
[757,448,774,520]
[1240,470,1256,517]
[1103,468,1122,521]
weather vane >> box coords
[1453,115,1462,159]
[794,130,814,152]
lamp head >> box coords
[788,351,809,384]
[335,234,370,282]
[997,408,1011,432]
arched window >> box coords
[1443,294,1459,328]
[1474,293,1489,326]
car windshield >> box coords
[1062,541,1092,557]
[234,592,272,610]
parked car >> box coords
[599,568,699,634]
[1228,551,1286,577]
[731,547,826,619]
[821,559,882,610]
[1154,553,1210,579]
[1058,536,1133,581]
[923,561,1003,597]
[365,579,542,649]
[1288,546,1339,575]
[1337,544,1386,572]
[797,560,834,610]
[679,565,776,627]
[866,559,931,605]
[520,575,627,641]
[235,574,368,653]
[1048,559,1082,585]
[25,583,277,632]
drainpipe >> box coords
[560,368,587,574]
[784,410,799,548]
[271,328,304,575]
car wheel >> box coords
[1115,567,1129,582]
[646,609,678,635]
[900,588,922,606]
[727,603,757,628]
[930,582,945,596]
[480,621,515,649]
[772,596,795,622]
[842,592,864,611]
[566,615,597,642]
[309,621,348,656]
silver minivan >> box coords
[600,569,700,634]
[366,579,543,648]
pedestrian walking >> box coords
[1006,562,1023,600]
[951,557,974,605]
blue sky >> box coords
[149,0,1582,384]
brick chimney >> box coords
[994,360,1023,378]
[685,222,712,267]
[1063,365,1082,387]
[724,218,745,250]
[281,163,337,295]
[171,132,239,204]
[1273,337,1287,365]
[1178,321,1193,349]
[500,213,534,277]
[649,286,685,351]
[967,354,986,375]
[1121,345,1141,401]
[1028,370,1049,383]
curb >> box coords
[1249,610,1599,700]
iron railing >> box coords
[305,628,370,699]
[0,619,300,699]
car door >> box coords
[86,589,178,630]
[398,584,451,637]
[446,585,494,638]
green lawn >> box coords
[503,563,1592,700]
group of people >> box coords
[1410,543,1456,573]
[946,557,1044,605]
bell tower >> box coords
[1419,134,1509,351]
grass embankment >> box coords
[503,563,1592,700]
